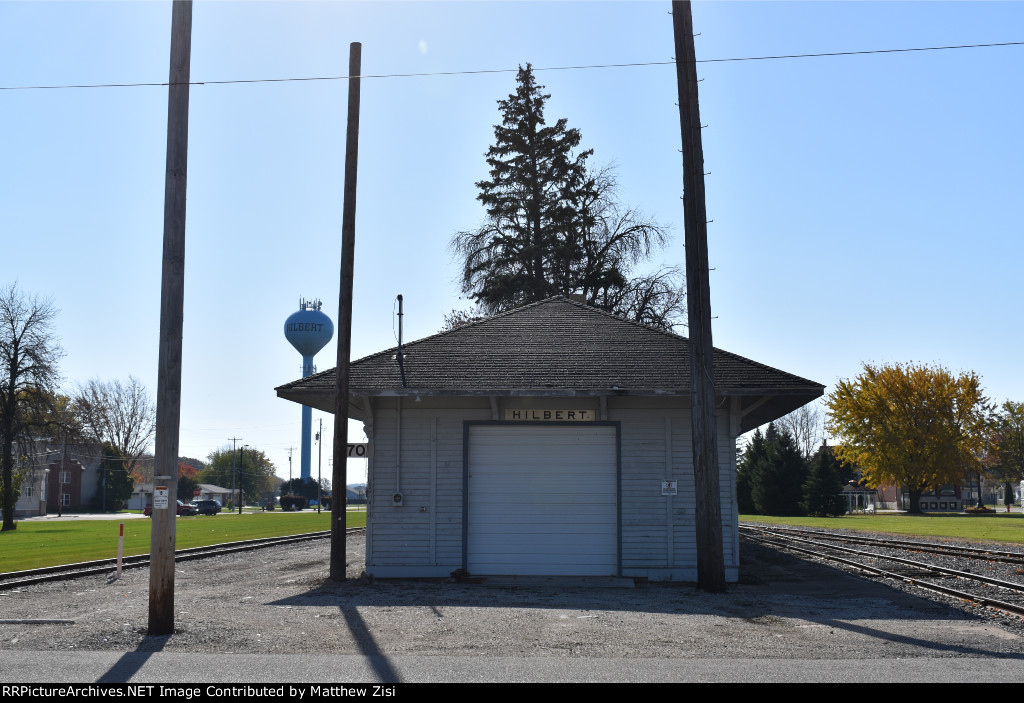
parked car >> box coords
[191,499,222,516]
[144,500,195,517]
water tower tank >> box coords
[284,299,334,360]
[284,298,334,481]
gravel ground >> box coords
[743,523,1024,638]
[2,530,1024,661]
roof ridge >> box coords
[277,296,822,393]
[554,294,691,341]
[348,296,605,366]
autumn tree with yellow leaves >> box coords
[826,362,992,514]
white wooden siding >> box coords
[365,400,738,581]
[367,407,488,571]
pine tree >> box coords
[801,443,846,517]
[97,442,134,512]
[751,427,808,516]
[451,65,684,329]
[736,428,765,514]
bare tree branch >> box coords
[0,283,63,531]
[74,376,155,478]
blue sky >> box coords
[3,1,1022,482]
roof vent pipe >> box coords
[396,294,407,388]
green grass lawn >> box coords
[0,510,367,574]
[741,512,1024,544]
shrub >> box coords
[279,495,307,511]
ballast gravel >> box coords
[2,530,1024,661]
[743,523,1024,639]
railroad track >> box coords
[740,523,1024,619]
[0,527,364,591]
[740,523,1024,564]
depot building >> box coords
[276,296,823,581]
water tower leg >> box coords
[301,404,312,481]
[299,354,314,481]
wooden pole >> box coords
[149,0,192,634]
[672,0,725,593]
[331,42,362,582]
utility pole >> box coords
[58,433,66,518]
[149,0,192,635]
[229,436,241,511]
[317,418,323,514]
[332,42,362,582]
[240,445,248,514]
[672,0,725,593]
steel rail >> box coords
[751,528,1024,591]
[740,523,1024,563]
[742,531,1024,619]
[0,528,364,590]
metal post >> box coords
[317,417,323,514]
[239,446,247,514]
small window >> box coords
[24,486,33,498]
[62,493,71,506]
[62,471,71,484]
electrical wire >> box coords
[2,41,1021,91]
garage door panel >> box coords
[467,424,617,576]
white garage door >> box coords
[467,424,618,576]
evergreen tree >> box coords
[451,65,684,329]
[97,442,134,512]
[801,443,846,517]
[751,427,808,516]
[736,429,765,514]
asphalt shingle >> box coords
[276,296,823,430]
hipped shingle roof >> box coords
[276,296,823,431]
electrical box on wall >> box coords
[392,492,404,507]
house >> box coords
[46,454,88,513]
[13,459,50,518]
[875,484,964,512]
[195,483,235,506]
[9,444,102,517]
[276,296,823,581]
[128,482,154,511]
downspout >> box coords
[395,295,405,501]
[396,395,402,499]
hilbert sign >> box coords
[504,409,595,422]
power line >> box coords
[2,40,1021,91]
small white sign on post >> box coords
[662,480,678,496]
[154,486,169,509]
[115,522,125,580]
[346,443,372,458]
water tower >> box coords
[284,298,334,480]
